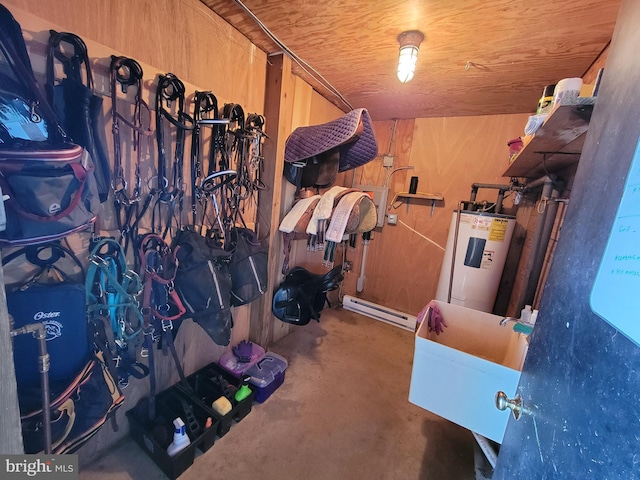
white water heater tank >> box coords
[435,210,516,313]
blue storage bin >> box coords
[245,352,288,403]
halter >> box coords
[137,233,187,419]
[138,233,186,331]
[85,237,146,388]
[245,112,268,194]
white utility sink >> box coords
[409,300,529,443]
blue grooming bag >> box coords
[8,282,90,387]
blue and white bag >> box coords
[4,242,90,387]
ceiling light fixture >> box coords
[397,30,424,83]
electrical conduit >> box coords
[356,235,369,293]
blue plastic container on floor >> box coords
[245,352,288,403]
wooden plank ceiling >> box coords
[202,0,620,121]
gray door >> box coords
[493,1,640,478]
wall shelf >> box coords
[393,192,444,202]
[390,192,444,216]
[503,97,596,179]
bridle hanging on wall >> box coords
[190,91,216,227]
[216,104,268,238]
[240,112,268,212]
[190,91,235,235]
[109,55,153,254]
[152,73,193,239]
[218,103,246,231]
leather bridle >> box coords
[109,55,153,255]
[152,73,193,239]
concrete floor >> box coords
[79,307,480,480]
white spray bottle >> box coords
[166,417,190,456]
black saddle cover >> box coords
[272,265,343,325]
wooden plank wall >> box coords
[504,44,610,316]
[272,79,345,342]
[1,0,347,462]
[287,44,610,320]
[1,0,611,463]
[289,113,530,317]
[1,0,266,462]
[0,253,23,454]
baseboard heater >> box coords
[342,295,417,332]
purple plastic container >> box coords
[218,342,265,376]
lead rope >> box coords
[110,56,153,255]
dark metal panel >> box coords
[494,0,640,477]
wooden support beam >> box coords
[250,53,294,346]
[0,252,25,454]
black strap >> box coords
[45,30,93,98]
[110,55,151,196]
[2,241,85,288]
[144,332,157,419]
[90,317,123,401]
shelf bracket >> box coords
[389,192,445,217]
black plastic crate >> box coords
[158,386,219,452]
[201,362,254,422]
[127,387,220,479]
[178,362,254,437]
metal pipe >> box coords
[522,174,557,193]
[356,237,370,293]
[384,165,414,189]
[10,321,51,454]
[470,183,516,214]
[470,182,514,192]
[496,190,505,213]
[447,202,466,303]
[516,178,561,311]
